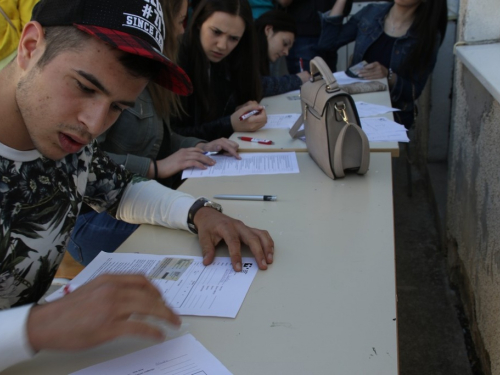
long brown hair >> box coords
[254,10,296,76]
[181,0,262,122]
[405,0,448,77]
[148,0,186,119]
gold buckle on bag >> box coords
[334,103,349,124]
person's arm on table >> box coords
[115,180,274,271]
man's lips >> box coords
[59,132,88,154]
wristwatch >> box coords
[187,197,223,234]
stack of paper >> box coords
[354,101,400,118]
[46,252,258,318]
[182,152,300,178]
[71,334,232,375]
[360,117,409,143]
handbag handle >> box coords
[309,56,339,93]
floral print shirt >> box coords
[0,141,146,309]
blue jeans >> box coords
[67,210,139,266]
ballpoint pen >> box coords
[213,195,277,201]
[238,136,274,145]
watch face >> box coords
[205,201,222,212]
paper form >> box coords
[70,334,232,375]
[333,71,368,85]
[263,113,301,129]
[284,89,300,100]
[354,101,401,118]
[182,152,300,179]
[360,117,409,143]
[46,252,258,318]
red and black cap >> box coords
[31,0,192,95]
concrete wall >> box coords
[447,0,500,374]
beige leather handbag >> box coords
[289,57,370,179]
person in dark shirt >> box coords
[276,0,352,73]
[172,0,267,141]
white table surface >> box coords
[231,79,400,156]
[4,153,398,375]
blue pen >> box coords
[203,151,219,156]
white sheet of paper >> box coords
[354,101,401,118]
[182,152,300,178]
[263,113,301,129]
[333,71,367,85]
[46,252,258,318]
[284,89,300,100]
[361,117,409,143]
[70,334,232,375]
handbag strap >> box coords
[289,113,304,139]
[332,123,370,178]
[309,57,339,93]
[0,6,18,34]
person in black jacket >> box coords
[255,9,311,96]
[172,0,267,141]
[276,0,352,73]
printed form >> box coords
[263,113,301,129]
[354,101,401,118]
[360,117,410,142]
[182,152,300,178]
[70,334,232,375]
[46,252,258,318]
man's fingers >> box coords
[198,230,218,266]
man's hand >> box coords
[193,208,274,272]
[27,275,180,352]
[196,138,241,159]
[231,101,267,132]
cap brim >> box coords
[75,24,193,96]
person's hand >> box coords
[357,62,388,80]
[296,71,311,84]
[27,274,181,352]
[196,138,241,160]
[193,208,274,272]
[154,148,218,178]
[231,102,267,132]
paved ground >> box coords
[392,155,475,375]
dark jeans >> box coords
[67,210,139,266]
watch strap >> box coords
[187,197,222,234]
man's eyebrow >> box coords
[76,70,110,95]
[75,70,136,108]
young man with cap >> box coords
[0,0,274,370]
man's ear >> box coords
[17,21,46,70]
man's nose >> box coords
[79,101,110,137]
